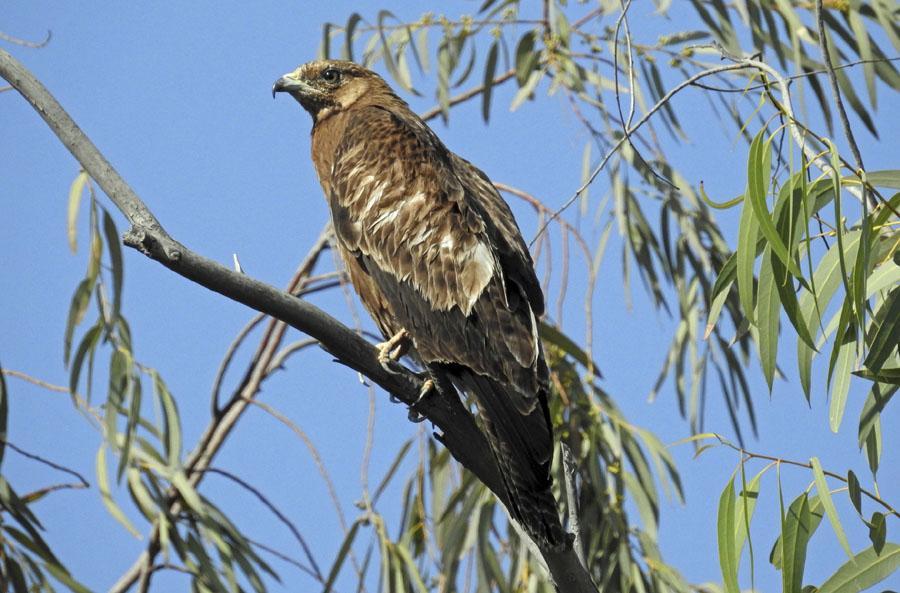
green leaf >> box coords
[847,470,862,515]
[868,512,886,554]
[865,170,900,189]
[864,418,882,475]
[847,9,876,107]
[514,30,538,86]
[858,383,895,449]
[323,517,363,592]
[69,323,101,401]
[118,374,142,481]
[67,171,88,253]
[817,544,900,593]
[829,318,857,433]
[717,476,739,593]
[771,177,817,350]
[126,468,159,521]
[342,13,362,61]
[102,210,124,320]
[41,561,93,593]
[152,371,181,467]
[863,287,900,374]
[826,139,854,312]
[3,556,28,593]
[771,495,825,569]
[699,180,744,209]
[0,362,7,470]
[734,467,763,563]
[97,445,142,538]
[810,457,853,558]
[781,493,812,593]
[170,470,205,519]
[540,322,601,376]
[476,502,507,592]
[757,248,780,389]
[853,367,900,385]
[376,10,411,93]
[481,40,498,123]
[63,278,94,364]
[797,230,862,399]
[737,188,759,325]
[746,130,803,279]
[372,438,413,505]
[706,253,736,337]
[509,69,542,111]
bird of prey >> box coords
[274,60,564,547]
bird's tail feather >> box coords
[456,369,566,548]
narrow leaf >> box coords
[481,41,498,123]
[96,446,141,538]
[781,493,812,593]
[67,171,88,253]
[817,544,900,593]
[717,476,739,593]
[810,457,853,558]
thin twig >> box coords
[419,68,516,122]
[1,439,90,488]
[2,368,100,421]
[203,466,324,582]
[533,62,754,243]
[814,0,876,210]
[245,398,351,534]
[718,439,899,518]
[245,536,322,582]
[0,30,52,48]
[688,56,900,94]
[265,338,318,374]
[2,369,69,393]
[210,312,266,414]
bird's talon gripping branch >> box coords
[407,379,434,423]
[375,328,410,373]
[416,378,434,402]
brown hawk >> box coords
[274,60,564,547]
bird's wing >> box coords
[328,105,543,395]
[449,154,544,317]
[328,104,564,547]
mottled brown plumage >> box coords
[274,60,564,547]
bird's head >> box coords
[273,60,394,122]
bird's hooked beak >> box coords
[273,67,336,119]
[272,68,317,99]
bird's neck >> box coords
[310,110,350,191]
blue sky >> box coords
[2,2,898,592]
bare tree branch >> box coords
[0,29,52,48]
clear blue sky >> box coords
[2,2,897,592]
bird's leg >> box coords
[375,329,411,372]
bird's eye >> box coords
[321,68,340,83]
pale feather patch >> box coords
[459,241,495,315]
[527,305,540,365]
[369,208,400,230]
[336,78,369,110]
[360,182,387,216]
